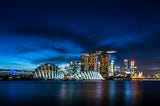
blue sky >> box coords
[0,0,160,72]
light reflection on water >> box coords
[0,81,159,106]
[124,81,132,106]
[109,81,116,106]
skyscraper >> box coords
[106,50,117,77]
[81,53,89,71]
[123,59,131,75]
[110,60,115,75]
[130,59,135,71]
[81,50,117,78]
[88,53,98,71]
[100,52,109,78]
[124,59,128,69]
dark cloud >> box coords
[114,32,160,72]
[11,23,158,67]
[51,46,68,54]
[0,0,160,72]
[31,56,80,65]
[15,47,36,55]
[6,19,160,72]
[16,44,81,55]
[11,26,104,51]
[13,43,82,65]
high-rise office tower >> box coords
[123,59,131,74]
[124,59,128,69]
[107,50,117,77]
[130,59,135,71]
[110,60,115,75]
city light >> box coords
[0,50,157,81]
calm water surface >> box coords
[0,81,160,106]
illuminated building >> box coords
[130,59,135,71]
[124,59,128,69]
[81,53,89,71]
[81,50,117,78]
[110,60,115,75]
[154,72,160,79]
[88,53,98,71]
[74,71,104,80]
[123,59,131,75]
[114,65,121,74]
[69,61,81,74]
[100,52,109,78]
[106,50,117,77]
[32,63,65,80]
[130,59,139,76]
[131,71,143,78]
[96,51,102,72]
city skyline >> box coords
[0,0,160,73]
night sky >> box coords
[0,0,160,72]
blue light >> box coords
[10,69,16,75]
[21,70,24,75]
